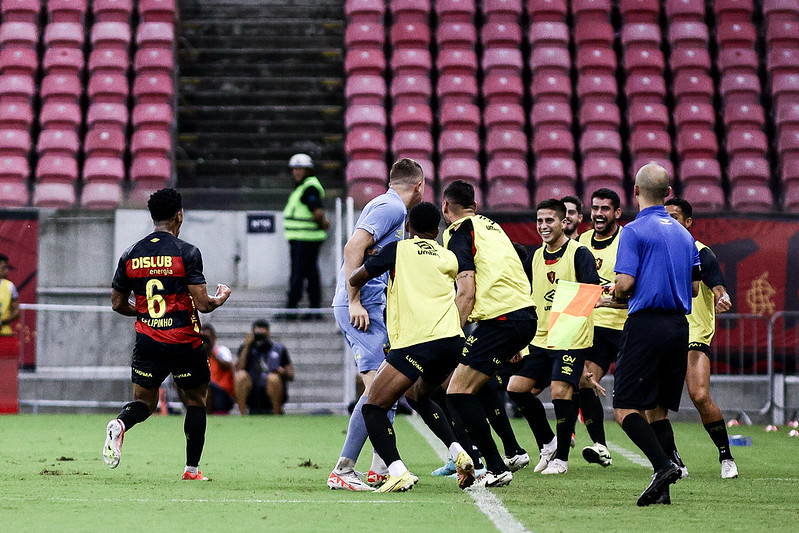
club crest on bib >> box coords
[595,257,603,270]
[547,271,557,284]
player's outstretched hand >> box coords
[349,301,370,331]
[584,372,606,397]
[215,284,231,304]
[715,293,732,314]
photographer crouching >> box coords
[234,320,295,415]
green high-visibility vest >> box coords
[283,176,327,242]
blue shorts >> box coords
[334,305,389,373]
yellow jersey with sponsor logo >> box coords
[530,240,594,349]
[579,227,627,331]
[387,237,463,349]
[688,241,716,346]
[443,215,534,322]
[0,278,18,336]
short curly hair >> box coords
[148,188,183,222]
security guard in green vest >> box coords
[283,153,330,312]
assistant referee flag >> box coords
[547,281,604,349]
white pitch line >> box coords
[0,496,418,505]
[606,440,652,468]
[406,415,530,533]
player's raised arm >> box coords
[189,283,231,313]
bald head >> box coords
[634,163,671,204]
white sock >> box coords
[334,456,355,474]
[449,442,467,460]
[370,451,387,474]
[184,465,198,474]
[388,460,407,478]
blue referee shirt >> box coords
[615,205,700,315]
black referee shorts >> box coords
[585,326,622,374]
[131,333,210,391]
[461,307,537,376]
[612,311,688,412]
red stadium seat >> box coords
[487,180,530,209]
[717,22,758,49]
[89,102,129,129]
[93,0,134,23]
[131,103,169,130]
[486,158,528,184]
[629,130,671,159]
[84,127,125,157]
[531,101,572,131]
[136,22,174,49]
[576,47,617,76]
[437,74,478,104]
[83,156,125,182]
[620,0,660,22]
[0,129,30,157]
[42,48,84,75]
[0,178,29,207]
[577,74,617,104]
[528,22,569,48]
[673,72,714,104]
[782,157,799,183]
[719,73,761,106]
[138,0,176,23]
[32,182,76,208]
[682,182,725,211]
[40,75,82,103]
[436,49,478,75]
[391,103,433,131]
[1,0,41,23]
[482,22,523,47]
[580,102,621,131]
[482,48,524,76]
[669,48,711,76]
[346,179,385,208]
[133,48,172,76]
[783,180,799,210]
[345,159,387,187]
[346,48,386,76]
[39,102,81,131]
[582,157,624,185]
[535,181,576,204]
[0,156,28,180]
[571,0,612,22]
[773,74,799,108]
[726,129,769,159]
[717,49,759,78]
[482,74,524,104]
[488,129,529,159]
[679,158,722,184]
[767,49,799,80]
[130,156,171,183]
[665,0,705,21]
[580,130,622,158]
[0,22,38,47]
[439,130,480,159]
[668,21,709,48]
[91,22,132,50]
[37,129,79,157]
[763,0,799,23]
[483,0,523,22]
[390,49,431,76]
[35,155,79,182]
[484,103,525,131]
[674,102,715,129]
[391,130,434,159]
[89,73,129,104]
[390,0,430,23]
[573,20,614,48]
[628,103,673,131]
[81,181,123,209]
[535,157,577,184]
[730,183,773,212]
[624,48,665,76]
[439,158,482,188]
[0,75,35,103]
[531,47,571,77]
[620,23,661,51]
[390,75,432,104]
[133,73,173,104]
[728,157,770,184]
[345,75,386,105]
[131,129,171,159]
[436,22,477,49]
[767,21,799,50]
[0,102,33,130]
[676,128,718,159]
[532,129,574,159]
[725,103,766,131]
[90,48,131,75]
[436,0,475,22]
[0,48,38,76]
[345,128,387,160]
[778,129,799,159]
[389,22,430,49]
[47,0,87,23]
[440,102,481,131]
[624,74,665,105]
[528,0,568,22]
[714,0,754,23]
[776,103,799,132]
[44,22,84,48]
[346,0,384,23]
[346,22,385,49]
[345,105,386,131]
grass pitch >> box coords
[0,414,796,532]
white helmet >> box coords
[288,153,314,169]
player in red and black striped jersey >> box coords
[103,188,231,480]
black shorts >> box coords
[131,333,210,390]
[585,326,622,373]
[488,358,521,391]
[387,336,464,386]
[688,341,711,356]
[612,311,689,412]
[461,307,537,376]
[514,345,587,390]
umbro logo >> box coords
[545,289,556,302]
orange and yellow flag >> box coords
[547,280,604,349]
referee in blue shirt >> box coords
[610,164,701,506]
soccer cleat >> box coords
[102,419,124,469]
[533,438,557,473]
[721,459,739,479]
[540,458,568,475]
[374,470,418,493]
[182,470,209,481]
[366,470,387,486]
[431,457,457,476]
[327,470,373,491]
[582,442,613,467]
[503,451,530,472]
[472,470,512,488]
[454,451,475,489]
[653,486,671,505]
[637,462,681,507]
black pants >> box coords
[287,240,322,308]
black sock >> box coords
[362,403,401,466]
[579,387,606,445]
[507,390,555,450]
[650,419,684,468]
[553,399,577,461]
[447,393,507,473]
[476,387,524,456]
[184,406,206,468]
[621,413,671,471]
[430,387,452,423]
[406,396,458,448]
[117,400,151,431]
[704,419,734,461]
